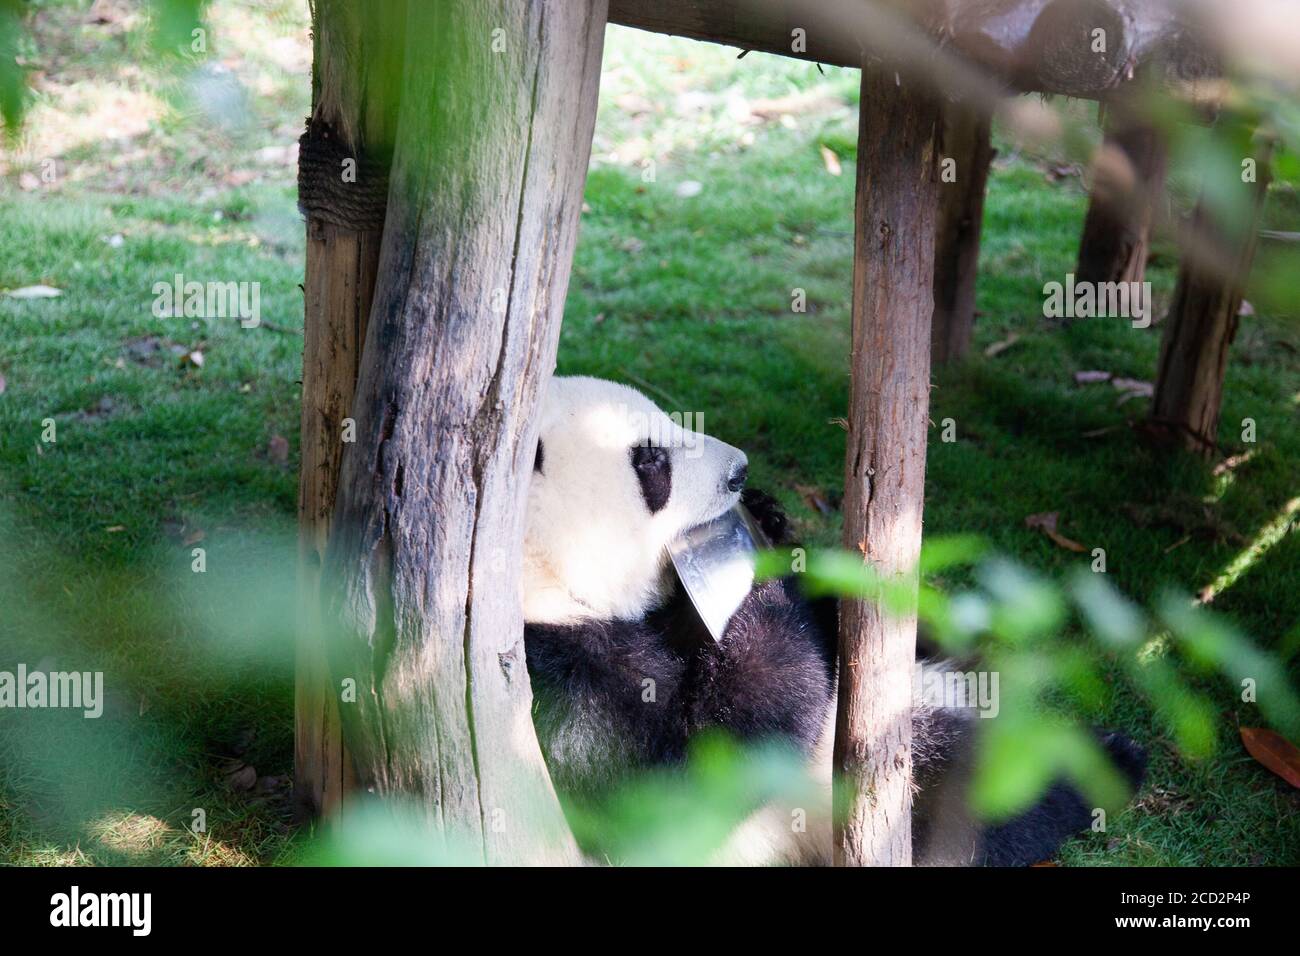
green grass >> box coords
[1,7,1298,865]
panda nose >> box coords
[726,461,748,493]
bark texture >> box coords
[835,61,941,867]
[931,107,993,364]
[295,0,405,820]
[322,0,608,864]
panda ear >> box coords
[533,438,544,475]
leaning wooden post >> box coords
[322,0,607,864]
[295,0,406,820]
[931,106,993,364]
[1151,137,1272,455]
[1075,110,1168,287]
[835,60,941,867]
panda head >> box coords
[523,376,749,625]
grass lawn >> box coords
[1,3,1298,865]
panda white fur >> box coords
[522,375,1144,865]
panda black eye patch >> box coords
[630,444,671,514]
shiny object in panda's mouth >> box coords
[666,504,770,643]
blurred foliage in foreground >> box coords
[759,536,1300,823]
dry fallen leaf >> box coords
[1024,511,1087,552]
[1081,424,1123,439]
[1212,450,1256,477]
[1240,727,1300,789]
[267,434,289,466]
[224,169,258,187]
[1112,377,1154,397]
[983,333,1020,358]
[5,285,62,299]
[795,483,835,516]
[1074,370,1112,384]
[225,764,258,792]
[819,144,843,176]
[182,528,206,547]
[1044,162,1080,182]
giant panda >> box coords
[522,375,1145,865]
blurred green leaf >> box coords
[969,716,1062,820]
[1129,657,1217,759]
[918,534,987,575]
[1160,595,1300,738]
[1071,570,1145,650]
[563,732,814,865]
[303,800,484,866]
[150,0,208,57]
[0,0,28,135]
[978,558,1066,644]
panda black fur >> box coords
[522,376,1144,865]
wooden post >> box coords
[835,60,941,867]
[295,0,406,820]
[322,0,607,864]
[931,107,993,364]
[1151,139,1272,455]
[1076,114,1168,287]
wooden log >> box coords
[606,0,1216,99]
[932,107,993,364]
[836,59,942,867]
[963,0,1217,93]
[322,0,607,864]
[295,0,406,821]
[1075,112,1167,287]
[1151,139,1272,456]
[296,223,374,819]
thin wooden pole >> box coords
[1076,114,1168,287]
[932,107,993,364]
[295,0,406,820]
[835,61,941,867]
[1151,138,1272,455]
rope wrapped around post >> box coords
[297,119,391,232]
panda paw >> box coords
[1099,730,1148,790]
[741,488,792,545]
